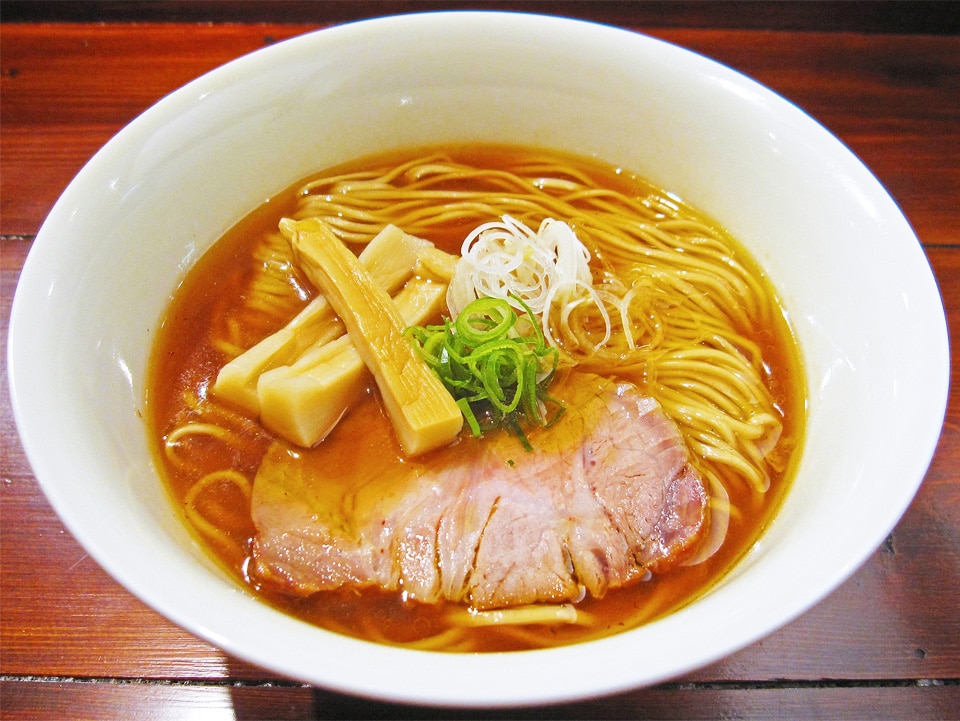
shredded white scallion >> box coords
[447,216,611,353]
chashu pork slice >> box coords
[249,371,708,610]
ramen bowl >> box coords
[7,12,949,707]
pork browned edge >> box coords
[249,371,707,610]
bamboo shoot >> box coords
[213,224,433,414]
[257,278,448,447]
[286,217,463,455]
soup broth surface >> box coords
[147,144,805,652]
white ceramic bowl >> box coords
[7,12,950,707]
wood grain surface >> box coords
[2,4,958,719]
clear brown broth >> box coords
[146,144,805,652]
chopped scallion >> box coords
[405,296,564,449]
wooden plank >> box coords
[0,23,311,234]
[2,26,958,241]
[0,681,315,721]
[660,31,960,248]
[4,0,957,34]
[0,126,117,238]
[2,678,959,720]
[0,474,251,680]
[0,24,309,126]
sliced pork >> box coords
[250,371,707,610]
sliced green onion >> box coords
[405,296,564,449]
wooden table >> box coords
[2,3,958,718]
